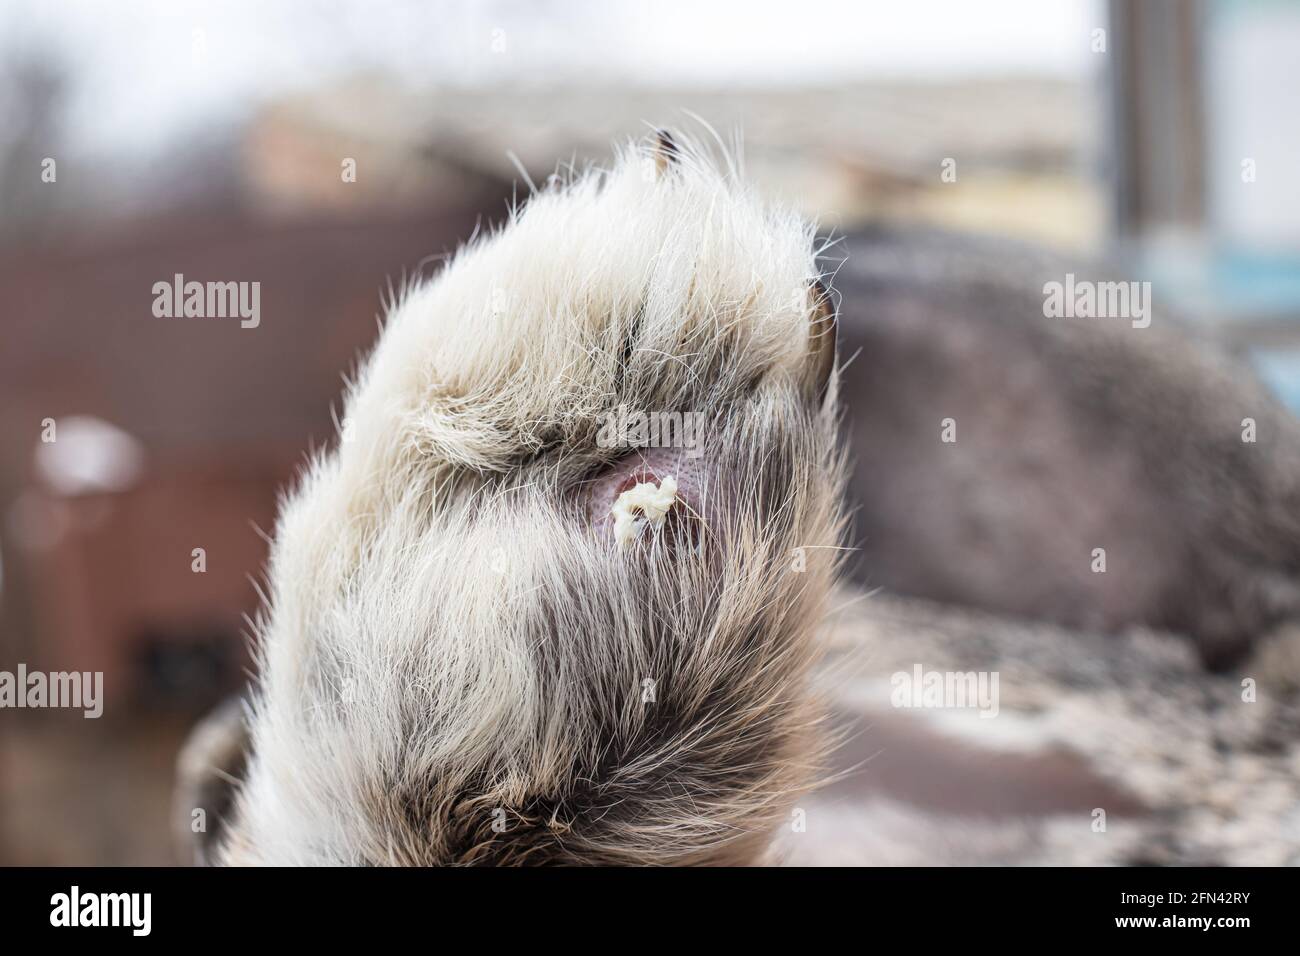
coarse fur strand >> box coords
[217,132,847,865]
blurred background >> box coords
[1,0,1298,864]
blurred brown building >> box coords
[0,111,509,712]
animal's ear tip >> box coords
[809,278,836,318]
[174,694,249,865]
[808,279,837,401]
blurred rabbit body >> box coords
[836,227,1300,670]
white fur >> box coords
[223,134,841,865]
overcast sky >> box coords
[3,0,1100,156]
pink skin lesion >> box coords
[585,445,710,547]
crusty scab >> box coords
[202,128,846,866]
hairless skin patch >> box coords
[586,446,706,547]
